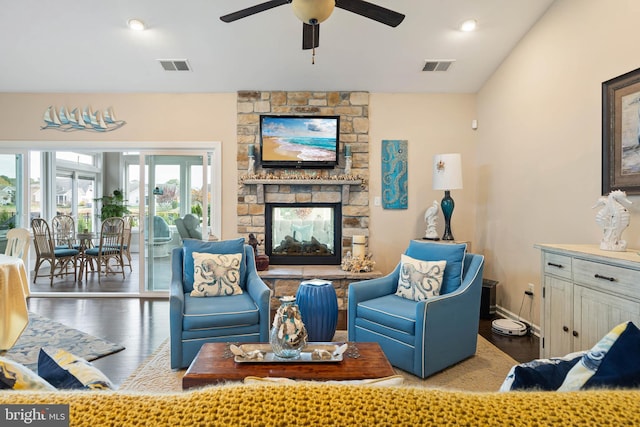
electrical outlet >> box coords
[374,196,381,207]
[527,283,535,296]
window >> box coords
[33,151,101,229]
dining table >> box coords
[77,232,100,281]
[0,254,30,350]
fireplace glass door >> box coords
[265,203,341,265]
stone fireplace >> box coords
[236,91,371,265]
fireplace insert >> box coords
[265,202,341,265]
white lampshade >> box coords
[433,153,463,190]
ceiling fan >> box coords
[220,0,405,63]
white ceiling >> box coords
[0,0,556,94]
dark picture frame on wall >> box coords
[602,66,640,195]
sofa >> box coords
[2,384,640,426]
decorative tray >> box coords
[233,343,345,363]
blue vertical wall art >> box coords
[381,139,408,209]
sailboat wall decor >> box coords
[42,106,126,132]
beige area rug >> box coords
[119,333,517,393]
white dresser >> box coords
[535,244,640,358]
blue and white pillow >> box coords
[395,254,446,301]
[501,321,640,391]
[190,252,243,297]
[559,321,640,391]
[182,238,246,291]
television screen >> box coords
[260,115,340,168]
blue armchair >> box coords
[348,241,484,378]
[170,238,271,369]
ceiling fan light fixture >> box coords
[459,19,477,32]
[127,18,146,31]
[292,0,335,24]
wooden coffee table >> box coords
[182,342,395,389]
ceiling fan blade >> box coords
[335,0,405,27]
[220,0,291,23]
[302,23,320,50]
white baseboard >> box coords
[494,305,540,337]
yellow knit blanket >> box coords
[3,384,640,426]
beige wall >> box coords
[476,0,640,326]
[368,93,477,273]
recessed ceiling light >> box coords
[127,19,146,31]
[459,19,477,32]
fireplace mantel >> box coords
[242,178,363,204]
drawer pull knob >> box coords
[547,262,564,269]
[594,274,615,282]
[572,331,579,337]
[562,326,569,332]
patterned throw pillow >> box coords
[38,348,113,390]
[0,356,56,391]
[182,238,246,292]
[190,252,243,297]
[395,254,446,301]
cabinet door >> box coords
[573,285,640,352]
[542,275,573,358]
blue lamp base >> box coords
[441,190,455,241]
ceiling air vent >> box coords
[158,59,191,71]
[422,60,455,72]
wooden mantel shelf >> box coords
[242,178,363,204]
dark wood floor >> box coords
[479,315,539,363]
[27,297,170,387]
[26,298,539,388]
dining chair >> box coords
[31,218,79,286]
[51,214,78,249]
[84,217,125,284]
[4,227,31,266]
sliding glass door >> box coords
[131,153,216,293]
[3,143,220,297]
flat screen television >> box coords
[259,115,340,169]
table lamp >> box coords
[432,153,463,240]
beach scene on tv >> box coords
[261,116,338,162]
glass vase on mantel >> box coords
[270,296,308,359]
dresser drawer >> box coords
[543,252,572,280]
[573,258,640,300]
